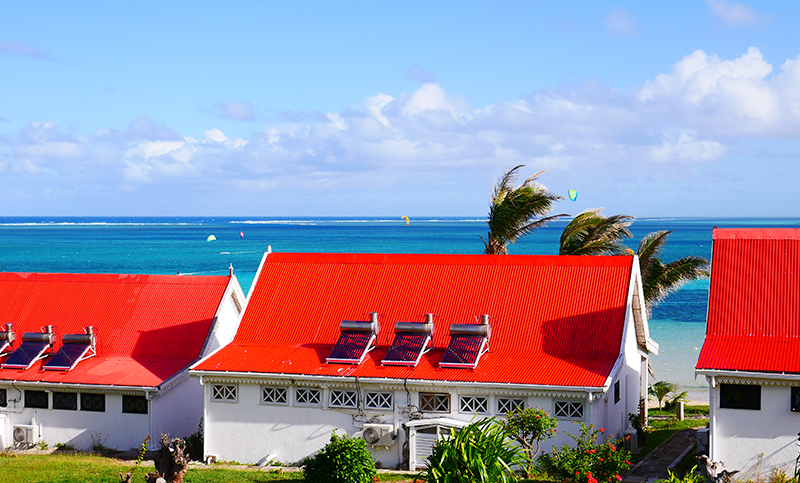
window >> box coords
[497,397,525,414]
[459,396,488,414]
[25,390,48,409]
[261,387,288,405]
[81,393,105,412]
[330,390,357,408]
[614,381,620,404]
[792,387,800,413]
[554,401,584,419]
[122,395,148,414]
[720,384,760,410]
[211,384,237,402]
[53,392,78,410]
[365,392,393,410]
[420,392,450,413]
[295,388,321,406]
[0,388,6,408]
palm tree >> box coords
[648,380,677,410]
[559,208,634,256]
[480,165,566,255]
[637,230,710,314]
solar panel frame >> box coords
[43,342,94,371]
[439,334,489,369]
[326,330,377,364]
[0,341,11,356]
[381,332,431,366]
[1,341,52,370]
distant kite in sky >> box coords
[239,231,244,239]
[568,190,578,201]
[206,235,217,242]
[403,216,410,226]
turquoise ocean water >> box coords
[2,216,799,402]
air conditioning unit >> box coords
[12,424,38,447]
[362,423,395,447]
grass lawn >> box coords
[649,405,709,417]
[0,453,415,483]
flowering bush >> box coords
[501,406,558,478]
[536,423,631,483]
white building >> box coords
[0,271,244,451]
[697,228,800,475]
[191,252,658,469]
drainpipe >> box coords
[146,391,156,450]
[198,377,208,462]
[709,375,716,461]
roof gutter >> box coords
[696,369,800,382]
[0,380,158,394]
[188,369,606,394]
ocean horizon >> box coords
[3,216,799,404]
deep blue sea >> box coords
[2,216,799,402]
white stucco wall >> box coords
[201,380,619,468]
[202,277,245,357]
[0,389,150,451]
[710,381,800,476]
[152,375,204,445]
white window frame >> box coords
[261,386,288,405]
[459,395,488,414]
[365,391,393,410]
[330,389,358,408]
[554,400,584,420]
[419,392,450,413]
[295,387,321,406]
[496,397,526,415]
[211,384,238,403]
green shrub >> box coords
[184,419,204,462]
[415,418,522,483]
[303,432,376,483]
[664,392,688,411]
[502,406,558,478]
[537,423,631,483]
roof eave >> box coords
[188,369,608,394]
[0,380,159,394]
[695,368,800,382]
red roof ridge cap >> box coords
[713,228,800,240]
[266,252,634,267]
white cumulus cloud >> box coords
[4,47,800,215]
[605,7,639,37]
[707,0,771,27]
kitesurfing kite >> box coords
[206,235,217,242]
[403,216,410,226]
[239,231,244,239]
[568,190,578,202]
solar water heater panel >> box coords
[326,331,376,364]
[44,343,93,371]
[382,332,430,366]
[1,341,50,370]
[439,334,487,369]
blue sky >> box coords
[1,1,799,217]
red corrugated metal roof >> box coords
[0,272,230,387]
[194,253,634,388]
[697,228,800,373]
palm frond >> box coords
[559,209,633,256]
[636,230,710,312]
[646,255,710,306]
[484,165,563,254]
